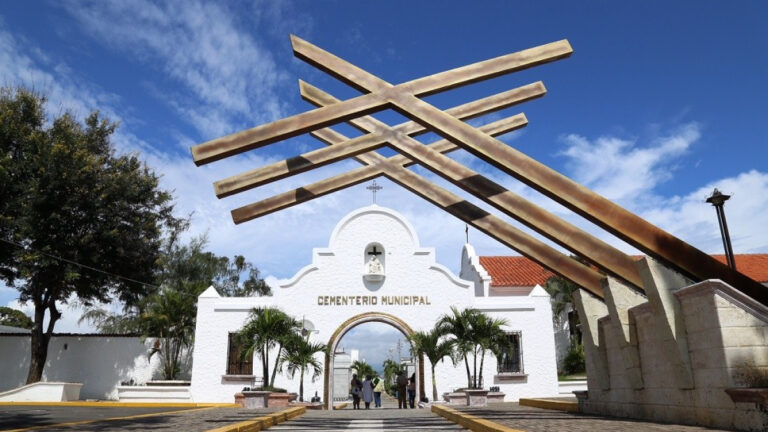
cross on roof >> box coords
[368,246,382,256]
[366,180,383,204]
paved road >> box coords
[0,405,277,432]
[271,398,463,432]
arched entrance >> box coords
[323,312,424,410]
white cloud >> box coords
[341,322,410,371]
[6,296,103,333]
[558,123,700,204]
[62,0,293,139]
[642,170,768,254]
[0,24,125,127]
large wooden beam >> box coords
[234,156,604,297]
[190,38,571,165]
[214,82,543,198]
[301,83,644,290]
[291,36,767,304]
[230,114,524,223]
[382,162,605,298]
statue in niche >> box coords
[364,245,385,281]
[367,255,383,275]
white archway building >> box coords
[190,205,559,405]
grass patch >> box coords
[558,373,586,381]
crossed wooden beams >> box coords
[191,36,767,305]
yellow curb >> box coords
[431,404,524,432]
[204,406,307,432]
[519,398,579,413]
[0,401,238,408]
[3,406,216,432]
[333,402,349,410]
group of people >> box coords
[350,371,417,409]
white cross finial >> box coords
[366,180,383,204]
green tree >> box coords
[279,333,326,401]
[238,307,299,389]
[0,88,178,383]
[407,327,453,402]
[437,306,481,388]
[471,313,510,389]
[214,254,271,297]
[544,275,580,321]
[80,235,271,379]
[382,358,401,387]
[350,360,376,380]
[0,306,33,329]
[142,289,196,379]
[545,274,582,349]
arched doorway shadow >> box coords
[324,312,424,410]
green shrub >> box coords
[563,344,585,375]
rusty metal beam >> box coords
[190,38,571,165]
[290,36,766,304]
[301,82,644,290]
[214,82,543,198]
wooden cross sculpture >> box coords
[191,35,766,305]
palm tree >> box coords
[471,313,510,389]
[382,358,401,387]
[350,360,376,379]
[407,328,453,402]
[238,307,299,389]
[545,275,580,320]
[279,333,327,401]
[140,289,197,380]
[437,306,481,388]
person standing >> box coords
[372,375,385,408]
[396,370,408,409]
[362,375,374,409]
[351,374,362,409]
[407,373,416,409]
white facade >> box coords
[190,205,559,404]
[0,334,162,400]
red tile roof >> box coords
[479,256,554,287]
[479,254,768,287]
[711,254,768,283]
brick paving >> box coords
[1,406,279,432]
[458,402,736,431]
[270,397,462,431]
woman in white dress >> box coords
[361,375,375,409]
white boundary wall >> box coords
[190,205,559,403]
[0,334,162,400]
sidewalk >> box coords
[457,403,735,431]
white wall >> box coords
[190,205,560,404]
[0,335,161,400]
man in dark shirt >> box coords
[396,370,408,409]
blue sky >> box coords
[1,1,767,342]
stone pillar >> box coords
[573,287,610,391]
[602,277,647,390]
[636,257,695,389]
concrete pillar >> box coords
[636,257,695,389]
[573,287,610,391]
[602,277,647,389]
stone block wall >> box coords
[575,257,768,431]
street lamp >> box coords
[706,188,736,269]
